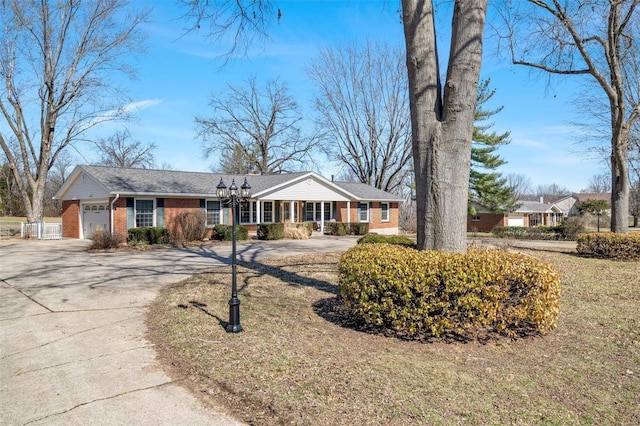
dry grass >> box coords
[147,248,640,425]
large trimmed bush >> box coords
[577,232,640,260]
[338,244,561,339]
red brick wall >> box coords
[467,213,506,233]
[164,198,201,229]
[111,197,128,236]
[61,200,80,238]
[335,201,399,232]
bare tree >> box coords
[498,0,640,233]
[307,40,412,193]
[196,77,316,174]
[182,0,488,251]
[584,173,610,193]
[95,130,156,169]
[0,0,148,222]
[505,173,533,201]
[533,183,572,202]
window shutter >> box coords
[332,201,337,220]
[199,199,205,211]
[369,202,373,223]
[223,206,229,225]
[126,198,134,229]
[275,200,280,222]
[356,203,361,223]
[156,198,164,227]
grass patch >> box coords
[147,250,640,425]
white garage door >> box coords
[83,204,109,239]
[507,214,525,227]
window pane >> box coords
[306,203,314,221]
[206,200,220,225]
[263,202,273,223]
[324,202,331,221]
[381,203,389,221]
[359,203,368,222]
[136,199,154,228]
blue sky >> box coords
[83,0,607,193]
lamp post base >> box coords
[226,297,243,333]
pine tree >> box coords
[469,79,517,213]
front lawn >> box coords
[147,247,639,425]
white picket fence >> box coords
[21,222,63,240]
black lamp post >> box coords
[596,209,603,232]
[216,176,251,333]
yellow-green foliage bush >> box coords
[576,232,640,260]
[338,244,561,339]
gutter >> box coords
[110,194,120,235]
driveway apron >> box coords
[0,237,357,425]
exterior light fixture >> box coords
[216,177,252,333]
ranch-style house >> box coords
[54,165,402,239]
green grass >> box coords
[147,248,640,425]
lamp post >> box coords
[596,209,603,233]
[216,176,251,333]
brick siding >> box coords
[61,200,80,238]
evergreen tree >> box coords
[469,79,517,213]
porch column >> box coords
[290,201,294,223]
[347,201,351,223]
[256,200,261,225]
[320,202,325,234]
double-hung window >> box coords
[380,202,389,222]
[305,202,331,222]
[206,200,221,226]
[262,201,273,223]
[135,199,154,228]
[240,201,257,224]
[358,202,369,222]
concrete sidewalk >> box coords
[0,237,357,425]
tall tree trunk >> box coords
[402,0,487,252]
[611,130,629,233]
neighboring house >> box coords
[467,199,564,232]
[468,193,612,232]
[553,192,611,217]
[54,165,402,239]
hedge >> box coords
[257,223,285,240]
[212,224,249,241]
[324,222,369,236]
[338,244,561,339]
[576,232,640,260]
[492,222,585,241]
[357,234,415,248]
[127,227,169,245]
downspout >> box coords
[110,194,120,235]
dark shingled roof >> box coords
[73,165,402,201]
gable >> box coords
[58,170,110,200]
[259,176,351,201]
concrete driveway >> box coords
[0,237,357,425]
